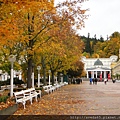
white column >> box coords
[48,70,51,85]
[10,62,14,97]
[37,66,41,87]
[92,71,94,78]
[19,72,22,80]
[104,71,106,78]
[49,74,50,85]
[1,75,4,81]
[32,72,34,88]
[38,73,40,87]
[91,71,93,78]
[5,73,7,81]
[61,76,63,83]
[8,55,16,97]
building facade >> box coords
[81,55,118,80]
[112,49,120,77]
[112,61,120,76]
[0,70,22,81]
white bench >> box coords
[54,83,62,89]
[1,85,7,90]
[28,88,41,100]
[1,84,18,91]
[48,85,56,92]
[64,82,68,85]
[59,82,66,87]
[21,84,27,88]
[6,84,18,90]
[43,86,50,94]
[14,88,41,109]
[43,85,55,94]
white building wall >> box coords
[82,56,118,71]
[81,55,118,79]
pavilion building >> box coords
[81,55,118,80]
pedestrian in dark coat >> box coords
[95,78,98,85]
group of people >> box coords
[90,78,108,85]
[71,77,83,84]
[90,78,98,85]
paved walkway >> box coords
[13,80,120,116]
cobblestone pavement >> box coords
[13,80,120,115]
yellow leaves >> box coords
[0,97,15,111]
[12,84,87,115]
[0,0,86,75]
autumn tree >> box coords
[67,60,84,78]
[34,14,85,85]
[0,0,88,87]
[0,0,55,87]
[45,30,84,85]
[93,32,120,58]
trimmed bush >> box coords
[0,96,9,103]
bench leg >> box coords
[35,96,37,102]
[23,101,26,109]
[30,98,32,104]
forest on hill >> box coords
[81,31,120,59]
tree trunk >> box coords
[27,57,33,88]
[27,13,34,88]
[57,72,61,83]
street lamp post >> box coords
[32,63,34,88]
[48,70,51,85]
[8,55,16,97]
[60,73,63,83]
[37,66,41,88]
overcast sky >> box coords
[55,0,120,39]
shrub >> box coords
[35,87,43,91]
[13,78,25,85]
[0,96,9,103]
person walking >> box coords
[104,78,107,84]
[95,78,98,85]
[90,78,92,85]
[112,78,116,83]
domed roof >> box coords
[94,59,103,66]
